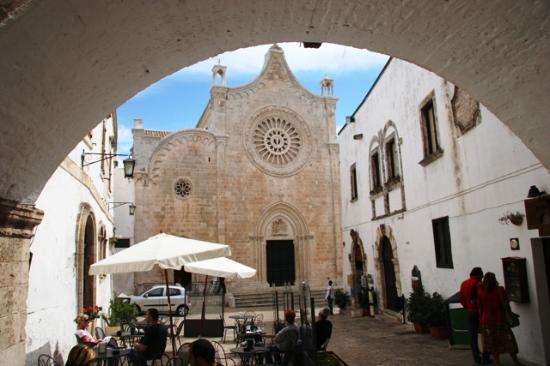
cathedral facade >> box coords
[130,45,342,294]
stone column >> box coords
[0,198,43,365]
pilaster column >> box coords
[215,135,228,244]
[0,198,43,365]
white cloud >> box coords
[175,43,388,78]
[117,125,133,155]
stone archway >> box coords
[253,201,311,289]
[75,203,96,312]
[0,1,549,204]
[373,224,402,311]
[349,229,366,302]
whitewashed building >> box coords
[25,115,119,365]
[338,58,550,365]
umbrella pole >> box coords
[200,275,208,336]
[164,269,177,357]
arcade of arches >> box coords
[1,1,550,364]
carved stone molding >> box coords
[243,106,312,177]
[0,198,43,238]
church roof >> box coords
[225,44,333,101]
[143,129,170,138]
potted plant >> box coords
[407,287,430,333]
[426,292,449,339]
[334,288,350,313]
[105,296,138,335]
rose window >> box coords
[244,107,311,177]
[254,117,301,165]
[174,178,192,199]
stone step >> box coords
[233,289,327,308]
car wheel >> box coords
[134,304,141,314]
[176,305,188,317]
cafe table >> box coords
[229,345,269,366]
[93,347,130,366]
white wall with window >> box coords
[25,116,117,365]
[338,58,550,364]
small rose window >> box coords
[174,178,192,199]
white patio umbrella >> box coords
[183,257,256,334]
[183,257,256,280]
[89,233,231,355]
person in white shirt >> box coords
[325,280,334,315]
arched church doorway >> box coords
[381,236,399,311]
[83,215,96,308]
[350,229,366,302]
[352,242,364,302]
[266,240,296,286]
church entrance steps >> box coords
[232,289,327,309]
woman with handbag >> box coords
[477,272,523,366]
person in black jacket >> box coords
[315,308,332,350]
[129,308,168,365]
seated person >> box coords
[66,344,95,366]
[129,308,168,366]
[188,338,216,366]
[266,309,299,364]
[75,314,100,346]
[314,307,332,350]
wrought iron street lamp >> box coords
[108,202,136,215]
[81,150,135,178]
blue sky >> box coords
[116,43,389,155]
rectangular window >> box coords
[385,138,398,181]
[432,217,453,268]
[350,163,358,201]
[115,238,130,248]
[371,151,381,192]
[421,98,441,157]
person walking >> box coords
[478,272,523,366]
[459,267,490,364]
[326,280,334,315]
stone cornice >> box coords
[60,158,113,221]
[0,198,44,238]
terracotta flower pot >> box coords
[429,325,449,339]
[413,322,430,333]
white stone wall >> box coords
[339,58,550,365]
[112,166,135,295]
[25,117,116,365]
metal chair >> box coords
[37,354,59,366]
[222,318,237,343]
[165,356,185,366]
[95,326,106,340]
[171,320,185,348]
[212,340,237,366]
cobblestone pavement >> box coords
[178,307,533,366]
[328,312,533,366]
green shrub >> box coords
[426,292,447,327]
[107,296,138,326]
[334,288,350,310]
[406,287,431,324]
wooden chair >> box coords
[37,354,59,366]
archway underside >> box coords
[1,0,549,202]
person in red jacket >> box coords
[460,267,490,364]
[478,272,522,366]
